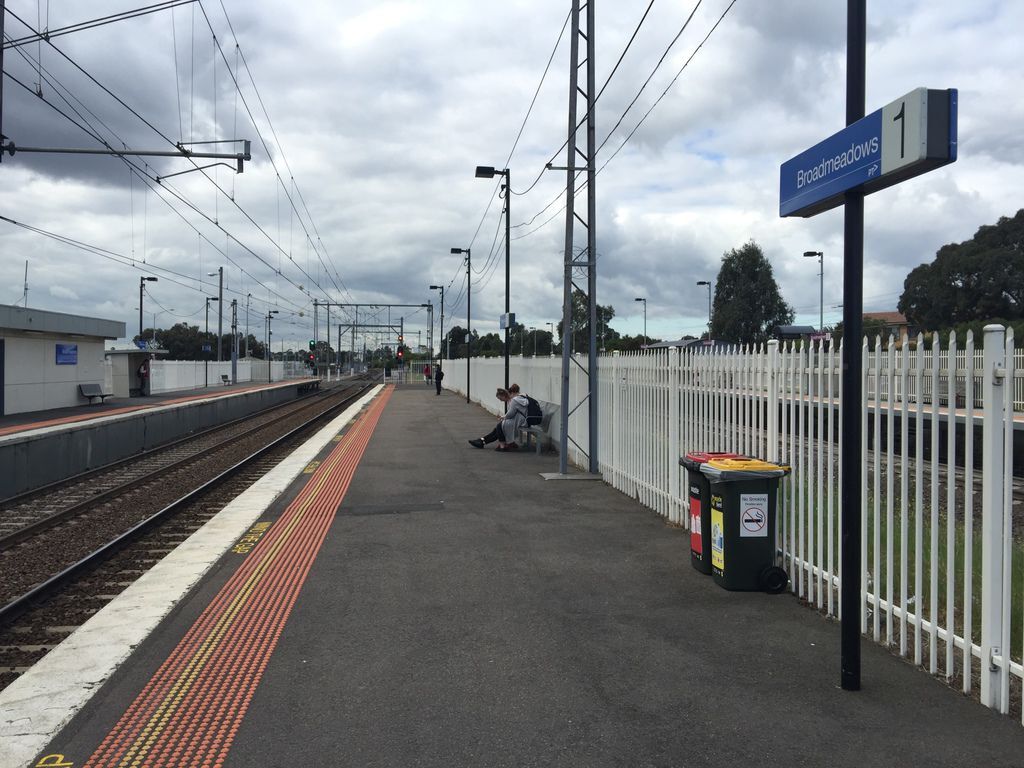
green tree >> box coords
[445,326,480,358]
[709,241,794,344]
[569,288,616,354]
[898,209,1024,329]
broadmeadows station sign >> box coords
[780,87,957,218]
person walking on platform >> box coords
[424,363,431,386]
[468,387,528,451]
[434,364,444,395]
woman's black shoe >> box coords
[468,438,485,448]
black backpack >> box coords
[525,395,543,426]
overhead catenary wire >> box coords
[0,62,308,316]
[5,5,347,325]
[203,0,355,314]
[1,12,327,325]
[514,0,662,199]
[510,0,735,244]
[461,6,572,253]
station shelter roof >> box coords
[0,304,125,340]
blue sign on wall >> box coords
[55,343,78,365]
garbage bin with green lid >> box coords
[699,458,791,593]
[679,451,742,575]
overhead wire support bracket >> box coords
[0,139,252,173]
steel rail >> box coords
[0,383,375,627]
[0,387,345,551]
[0,385,329,509]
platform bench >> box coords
[221,374,231,385]
[519,407,555,455]
[79,383,113,404]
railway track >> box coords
[0,386,339,547]
[0,380,376,690]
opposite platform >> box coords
[7,386,1024,767]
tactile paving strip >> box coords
[79,386,393,768]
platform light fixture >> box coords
[696,281,712,337]
[475,165,512,390]
[803,251,824,332]
[139,276,158,339]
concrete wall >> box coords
[2,334,108,414]
[0,383,305,498]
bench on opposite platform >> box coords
[79,382,113,404]
[221,374,231,385]
[519,406,555,455]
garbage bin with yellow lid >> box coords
[699,458,791,593]
[679,452,743,575]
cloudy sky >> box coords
[1,0,1021,350]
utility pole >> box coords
[556,0,599,475]
[450,248,471,402]
[230,299,238,384]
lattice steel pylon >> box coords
[557,0,599,475]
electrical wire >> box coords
[462,6,571,252]
[2,15,323,323]
[515,0,662,198]
[510,0,735,244]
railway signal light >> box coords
[308,339,315,350]
[396,346,404,361]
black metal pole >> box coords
[466,249,471,403]
[217,267,223,363]
[504,170,511,392]
[204,299,210,388]
[841,0,866,692]
[139,278,144,339]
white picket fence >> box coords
[445,325,1022,723]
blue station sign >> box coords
[780,87,957,218]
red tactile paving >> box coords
[81,386,392,768]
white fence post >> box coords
[980,324,1007,710]
[766,340,779,463]
[668,348,681,524]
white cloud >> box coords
[0,0,1020,347]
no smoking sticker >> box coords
[739,493,768,538]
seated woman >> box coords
[468,387,529,451]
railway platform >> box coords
[0,378,323,439]
[2,385,1023,767]
[0,377,325,499]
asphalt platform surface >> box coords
[49,384,1024,766]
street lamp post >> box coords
[476,165,511,391]
[531,327,537,357]
[204,296,219,387]
[696,281,712,337]
[634,297,647,345]
[266,310,279,383]
[245,293,251,358]
[804,251,824,332]
[451,247,471,403]
[547,322,555,356]
[429,284,445,369]
[208,267,224,362]
[138,276,158,339]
